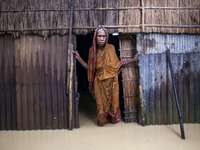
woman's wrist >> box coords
[83,62,86,67]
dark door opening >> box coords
[76,33,124,126]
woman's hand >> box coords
[72,50,88,69]
[72,50,80,59]
[122,52,141,66]
[135,51,141,59]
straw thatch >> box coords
[0,0,199,38]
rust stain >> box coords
[139,35,157,54]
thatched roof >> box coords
[0,0,199,38]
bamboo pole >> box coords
[68,43,74,130]
[1,7,199,12]
[141,0,145,32]
[139,85,145,126]
[144,7,200,9]
[166,50,185,139]
[143,24,200,28]
[1,25,199,33]
[67,4,74,130]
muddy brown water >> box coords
[1,91,200,150]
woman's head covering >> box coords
[88,27,109,91]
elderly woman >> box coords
[73,27,140,126]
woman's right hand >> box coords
[72,50,88,69]
[72,50,80,59]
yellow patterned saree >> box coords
[88,41,122,126]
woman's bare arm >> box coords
[122,52,141,66]
[73,50,88,69]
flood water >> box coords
[1,91,200,150]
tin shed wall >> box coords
[15,34,78,130]
[137,33,200,125]
[0,35,17,130]
[137,33,200,54]
[0,34,78,130]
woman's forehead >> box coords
[97,29,106,35]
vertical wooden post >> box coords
[67,3,74,130]
[69,43,74,130]
[73,36,79,128]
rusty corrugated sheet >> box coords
[137,33,200,54]
[15,34,78,130]
[137,33,200,125]
[0,35,17,130]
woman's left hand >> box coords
[135,52,141,59]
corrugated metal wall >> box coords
[0,34,79,130]
[1,32,199,129]
[0,35,17,130]
[137,33,200,54]
[137,33,200,125]
[15,34,77,130]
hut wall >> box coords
[137,33,200,125]
[0,0,71,38]
[0,35,17,130]
[0,0,199,129]
[0,0,199,37]
[143,0,200,34]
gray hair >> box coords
[97,28,107,33]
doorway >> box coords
[76,33,124,126]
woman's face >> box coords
[96,29,107,47]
